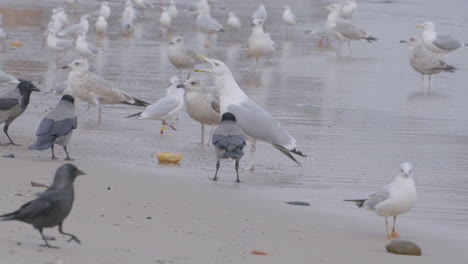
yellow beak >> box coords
[416,24,423,28]
[194,54,211,73]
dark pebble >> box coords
[2,152,14,158]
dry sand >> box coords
[0,158,465,263]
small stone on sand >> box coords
[386,240,422,256]
[2,152,15,158]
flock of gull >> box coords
[0,0,462,247]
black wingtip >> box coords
[364,36,378,43]
[126,112,142,118]
[343,199,366,208]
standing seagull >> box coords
[252,4,267,23]
[178,77,220,144]
[226,12,241,37]
[282,6,298,37]
[0,80,40,145]
[400,36,456,90]
[195,55,311,170]
[168,36,202,74]
[344,162,417,239]
[28,95,78,160]
[340,0,357,20]
[323,3,377,55]
[196,1,224,48]
[0,164,84,248]
[160,7,172,39]
[417,21,465,55]
[63,59,149,122]
[212,112,246,182]
[127,76,184,134]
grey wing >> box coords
[433,33,462,51]
[197,16,222,31]
[364,189,390,210]
[35,118,55,136]
[14,190,60,220]
[0,70,18,83]
[0,98,19,110]
[48,117,77,137]
[227,99,296,149]
[335,20,366,39]
[185,48,203,63]
[142,96,179,117]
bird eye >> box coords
[190,82,196,85]
[75,62,79,65]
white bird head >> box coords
[399,162,413,178]
[63,59,90,72]
[228,11,236,17]
[169,35,183,46]
[416,21,434,31]
[282,5,291,11]
[194,55,229,76]
[169,76,180,86]
[323,3,341,13]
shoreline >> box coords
[0,157,465,263]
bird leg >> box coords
[63,146,73,161]
[59,223,81,245]
[235,159,241,183]
[428,75,432,93]
[347,41,352,56]
[247,141,257,172]
[385,218,392,239]
[50,145,58,160]
[79,103,92,117]
[390,215,400,238]
[160,121,166,134]
[4,124,21,146]
[39,229,59,249]
[420,74,425,91]
[198,124,205,145]
[211,160,220,181]
[318,37,324,48]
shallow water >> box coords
[1,0,468,239]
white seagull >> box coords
[344,162,417,239]
[127,76,184,134]
[195,55,311,170]
[417,21,465,55]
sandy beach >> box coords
[0,158,466,264]
[0,0,467,262]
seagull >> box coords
[246,19,276,65]
[177,77,220,144]
[400,36,456,90]
[168,36,202,74]
[212,112,246,183]
[63,59,149,122]
[226,12,241,37]
[252,4,267,23]
[282,5,298,36]
[196,1,224,48]
[95,12,108,38]
[344,162,417,239]
[323,3,377,55]
[160,7,172,39]
[340,0,357,20]
[417,21,465,55]
[75,31,100,58]
[47,30,74,59]
[169,0,178,18]
[58,15,89,37]
[127,76,184,134]
[195,55,311,170]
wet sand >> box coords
[0,0,467,262]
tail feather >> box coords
[0,211,18,221]
[444,64,456,72]
[28,136,55,151]
[364,36,377,43]
[272,144,301,165]
[122,97,149,107]
[126,111,142,118]
[343,199,366,208]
